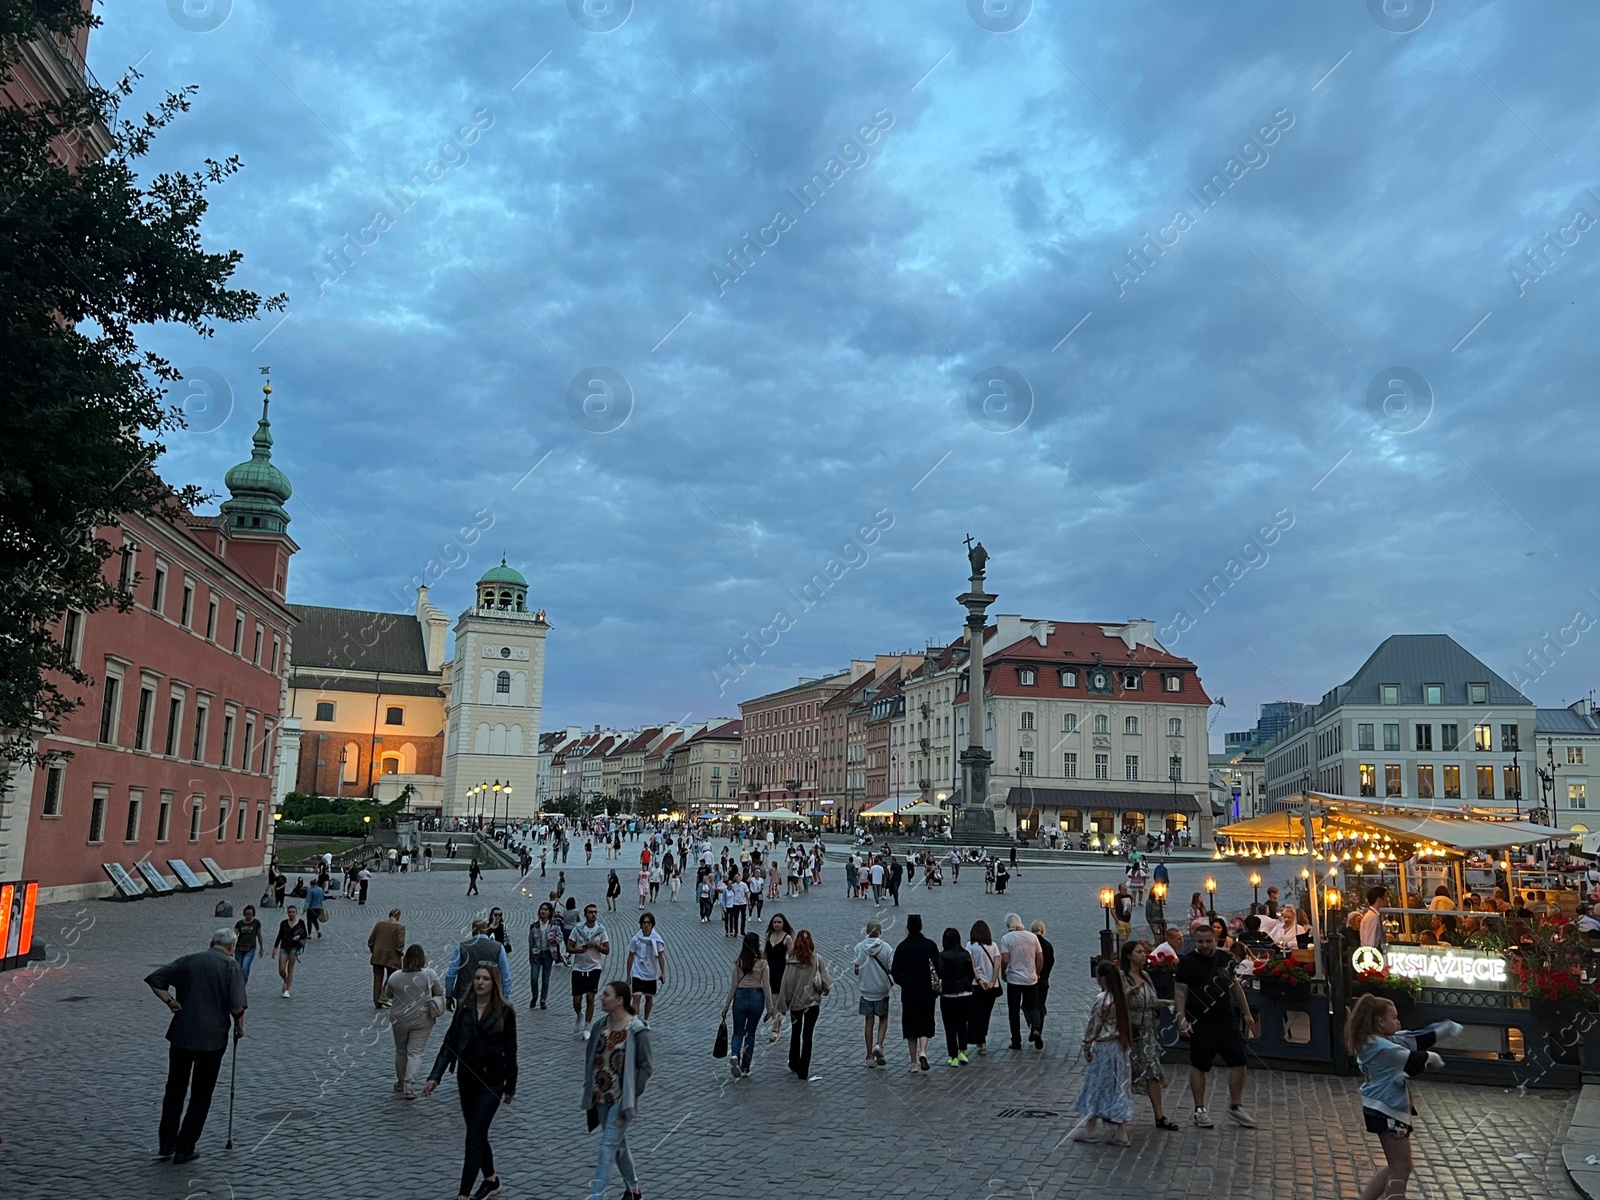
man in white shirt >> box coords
[998,913,1044,1050]
[1359,885,1389,948]
[625,912,667,1022]
[565,903,610,1035]
[869,859,886,904]
[1148,927,1184,965]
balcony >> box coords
[473,606,548,623]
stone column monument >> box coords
[956,537,998,836]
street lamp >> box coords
[1150,880,1168,937]
[1204,876,1217,916]
[362,813,371,845]
[492,780,503,831]
[1099,887,1116,960]
[1248,871,1262,911]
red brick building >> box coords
[6,390,298,901]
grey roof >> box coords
[289,673,442,698]
[1338,634,1531,707]
[288,604,433,676]
[1536,706,1600,735]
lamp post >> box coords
[1325,886,1342,928]
[502,784,512,832]
[1099,887,1116,961]
[1150,880,1168,937]
[1204,876,1217,917]
[1248,871,1262,912]
[362,813,371,846]
[491,780,503,832]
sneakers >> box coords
[918,1053,930,1072]
[957,1051,970,1064]
[281,989,290,999]
[906,1061,920,1073]
[1228,1104,1256,1128]
[976,1044,987,1056]
[872,1044,886,1066]
[947,1056,961,1068]
[729,1061,743,1079]
[1192,1107,1214,1128]
[472,1178,501,1200]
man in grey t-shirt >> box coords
[853,920,895,1065]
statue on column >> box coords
[965,535,988,579]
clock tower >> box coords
[440,559,549,824]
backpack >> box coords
[452,937,501,1002]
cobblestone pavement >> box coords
[0,850,1578,1199]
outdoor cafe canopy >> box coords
[1216,800,1573,861]
[736,808,805,822]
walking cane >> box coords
[224,1032,239,1150]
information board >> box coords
[134,861,175,896]
[167,859,206,892]
[102,862,146,900]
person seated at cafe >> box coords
[1149,927,1185,964]
[1270,906,1309,952]
[1237,914,1276,952]
[1209,917,1232,951]
[1513,893,1536,920]
[1577,905,1600,938]
[1462,915,1484,937]
[1461,893,1481,912]
[1264,886,1281,919]
[1432,914,1465,947]
[1429,886,1455,911]
[1493,886,1513,912]
[1417,931,1438,946]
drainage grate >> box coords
[997,1108,1061,1119]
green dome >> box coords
[224,456,292,503]
[479,559,527,587]
[219,388,292,533]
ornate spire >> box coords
[220,378,292,534]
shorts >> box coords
[1188,1022,1248,1071]
[571,968,601,996]
[630,978,658,996]
[1362,1108,1413,1138]
[277,947,301,959]
[859,996,889,1018]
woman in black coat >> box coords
[423,964,518,1200]
[936,927,978,1067]
[889,913,941,1073]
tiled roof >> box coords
[693,719,743,741]
[616,727,665,755]
[288,604,433,675]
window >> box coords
[98,674,122,745]
[1571,746,1586,765]
[220,713,234,767]
[1443,764,1461,799]
[232,613,244,653]
[42,765,64,816]
[1469,683,1489,704]
[164,692,183,756]
[1475,765,1495,799]
[1382,723,1400,752]
[125,790,143,842]
[252,627,263,665]
[235,802,247,841]
[1124,754,1139,780]
[1121,672,1141,690]
[61,609,83,667]
[1422,683,1442,705]
[1168,718,1182,736]
[385,706,405,725]
[157,792,172,842]
[1500,724,1519,752]
[205,598,218,641]
[1169,755,1182,781]
[1060,669,1077,687]
[192,702,209,762]
[134,685,154,751]
[1359,764,1376,797]
[1571,782,1589,810]
[1415,724,1433,751]
[253,803,264,841]
[1124,716,1140,735]
[216,799,229,840]
[1416,764,1435,799]
[1062,713,1079,733]
[88,787,108,843]
[1381,684,1400,705]
[315,701,335,722]
[1163,674,1182,693]
[1093,753,1109,780]
[1064,752,1078,778]
[1441,723,1459,752]
[270,635,281,673]
[118,541,136,591]
[496,671,511,694]
[1473,724,1492,751]
[1017,668,1037,686]
[1093,714,1109,734]
[180,583,194,628]
[1503,764,1522,800]
[1019,751,1035,776]
[151,564,168,615]
[1385,764,1402,797]
[1357,723,1374,751]
[242,717,255,770]
[188,798,203,841]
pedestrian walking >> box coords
[357,863,371,905]
[443,919,513,1009]
[486,907,512,951]
[368,908,406,1008]
[668,863,683,903]
[1174,924,1257,1128]
[1069,961,1135,1146]
[1114,884,1134,945]
[636,867,650,909]
[582,981,654,1200]
[765,914,795,1044]
[272,904,308,998]
[696,875,714,922]
[851,919,894,1065]
[423,844,433,872]
[1031,919,1055,1038]
[936,927,976,1068]
[231,905,263,982]
[1145,886,1167,940]
[890,914,941,1073]
[305,879,325,940]
[466,858,482,896]
[1120,940,1179,1130]
[423,964,518,1200]
[625,913,667,1022]
[722,933,773,1079]
[887,858,902,905]
[528,901,567,1011]
[949,848,961,885]
[999,913,1045,1050]
[605,869,621,913]
[382,944,445,1099]
[1346,996,1462,1200]
[776,930,830,1081]
[567,904,611,1035]
[966,920,1002,1055]
[144,928,247,1164]
[984,856,996,894]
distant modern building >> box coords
[1225,700,1306,754]
[1262,634,1535,813]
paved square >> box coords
[0,848,1578,1198]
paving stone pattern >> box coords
[0,849,1578,1198]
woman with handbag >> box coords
[965,920,1002,1055]
[382,943,445,1098]
[721,932,773,1078]
[1119,940,1178,1130]
[776,930,831,1081]
[936,927,977,1067]
[889,914,941,1073]
[422,964,518,1200]
[583,981,654,1200]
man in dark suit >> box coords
[144,928,248,1164]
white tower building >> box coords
[440,559,549,824]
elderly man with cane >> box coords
[144,927,247,1164]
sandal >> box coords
[1112,1130,1132,1147]
[1155,1116,1180,1130]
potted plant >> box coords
[1258,956,1313,1001]
[1513,915,1598,1065]
[1351,965,1422,1025]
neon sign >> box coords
[1351,944,1508,987]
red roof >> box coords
[693,718,743,741]
[956,621,1211,705]
[615,726,665,755]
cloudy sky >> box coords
[98,1,1600,746]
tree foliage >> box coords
[0,1,285,771]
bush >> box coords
[285,812,371,837]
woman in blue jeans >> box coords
[583,981,654,1200]
[721,933,773,1078]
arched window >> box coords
[1125,716,1140,735]
[1168,717,1183,736]
[1093,714,1109,734]
[498,590,512,608]
[341,741,359,784]
[1062,713,1078,733]
[380,755,401,775]
[1020,711,1035,731]
[496,670,511,694]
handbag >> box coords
[713,1019,729,1059]
[929,958,943,997]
